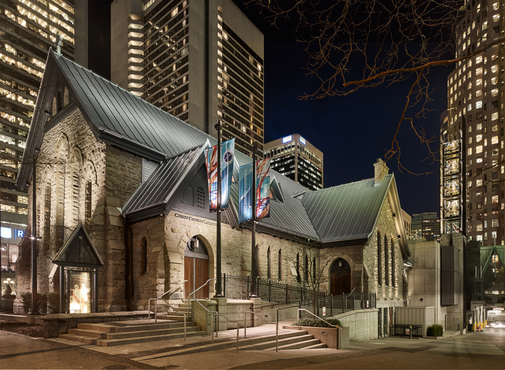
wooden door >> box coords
[184,257,209,299]
[330,271,351,295]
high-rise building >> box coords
[441,0,503,246]
[411,212,440,241]
[111,0,264,157]
[0,0,76,285]
[264,134,323,190]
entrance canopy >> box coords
[52,223,104,268]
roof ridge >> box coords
[52,49,216,145]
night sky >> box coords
[232,1,451,217]
[90,1,451,217]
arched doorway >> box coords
[184,236,209,299]
[330,258,351,295]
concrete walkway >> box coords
[2,322,505,369]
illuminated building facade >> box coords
[0,0,75,290]
[411,212,441,241]
[111,0,264,157]
[264,134,323,190]
[442,0,504,245]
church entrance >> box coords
[330,258,351,295]
[184,236,209,299]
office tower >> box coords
[264,134,323,190]
[0,0,75,282]
[111,0,264,157]
[441,0,504,246]
[411,212,440,241]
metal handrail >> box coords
[186,278,215,311]
[148,280,187,322]
[296,308,339,330]
[275,305,296,352]
[346,287,356,297]
[211,312,240,352]
[244,311,269,338]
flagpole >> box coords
[214,121,223,297]
[250,142,257,298]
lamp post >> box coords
[250,142,258,298]
[214,121,223,297]
[29,153,41,314]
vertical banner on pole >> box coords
[239,163,253,223]
[255,159,270,220]
[205,139,235,212]
[239,159,270,223]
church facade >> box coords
[15,51,411,329]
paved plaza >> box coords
[1,323,504,369]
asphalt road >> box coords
[1,324,504,369]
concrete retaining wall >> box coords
[333,309,378,341]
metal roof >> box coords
[54,50,216,159]
[302,176,393,243]
[22,51,409,251]
[122,144,207,224]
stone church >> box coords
[15,50,411,324]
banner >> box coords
[205,138,235,211]
[238,163,253,223]
[256,158,270,220]
[239,159,270,223]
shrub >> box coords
[427,324,443,337]
[47,292,60,314]
[296,317,342,328]
[20,292,47,314]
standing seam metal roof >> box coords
[35,51,404,247]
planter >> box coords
[283,325,349,349]
[0,299,14,313]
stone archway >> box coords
[184,236,209,299]
[330,258,351,295]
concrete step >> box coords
[239,334,322,351]
[60,329,205,347]
[76,321,188,333]
[273,338,324,350]
[133,331,314,360]
[68,325,201,340]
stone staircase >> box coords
[59,319,203,347]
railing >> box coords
[148,280,187,323]
[244,311,269,338]
[275,305,296,352]
[222,274,325,304]
[314,292,377,316]
[391,324,423,337]
[296,308,340,350]
[186,278,215,314]
[211,312,240,352]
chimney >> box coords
[374,158,389,186]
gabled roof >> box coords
[122,143,209,224]
[302,176,393,244]
[22,51,409,256]
[53,223,104,268]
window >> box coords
[476,134,482,142]
[141,237,147,274]
[492,219,499,227]
[267,247,272,280]
[85,181,92,221]
[492,195,499,203]
[492,136,499,144]
[278,249,282,280]
[476,101,483,109]
[476,145,483,153]
[476,179,483,187]
[377,232,382,285]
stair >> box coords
[58,319,204,347]
[132,330,327,362]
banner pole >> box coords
[250,142,257,298]
[214,121,223,297]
